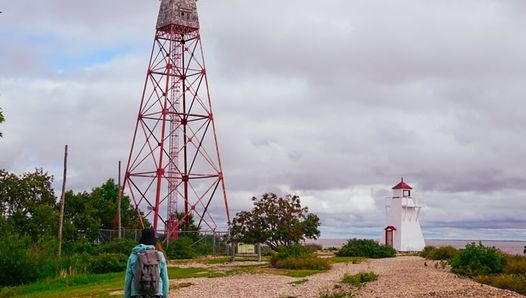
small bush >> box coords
[341,272,378,287]
[273,244,312,260]
[166,236,196,259]
[89,253,128,274]
[336,239,395,258]
[304,243,323,251]
[421,245,458,260]
[450,243,506,277]
[271,244,330,270]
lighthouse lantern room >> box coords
[382,178,425,251]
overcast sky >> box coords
[1,0,526,240]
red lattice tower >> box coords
[121,0,230,237]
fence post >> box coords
[212,232,216,255]
[257,243,261,262]
[230,241,235,262]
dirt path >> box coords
[170,256,524,297]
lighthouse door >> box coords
[386,230,393,247]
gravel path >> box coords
[170,256,524,298]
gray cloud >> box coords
[1,0,525,239]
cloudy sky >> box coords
[1,0,526,240]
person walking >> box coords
[125,228,169,298]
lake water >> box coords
[306,238,526,255]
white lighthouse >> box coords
[382,178,425,252]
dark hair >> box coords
[138,228,157,245]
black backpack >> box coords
[134,249,161,296]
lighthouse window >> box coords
[403,190,411,197]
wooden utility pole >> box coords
[58,145,68,257]
[117,161,123,239]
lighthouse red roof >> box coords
[392,178,413,190]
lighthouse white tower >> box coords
[382,178,425,251]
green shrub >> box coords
[166,236,196,259]
[336,239,395,258]
[304,243,323,251]
[88,253,128,274]
[0,234,60,286]
[475,274,526,295]
[341,272,378,287]
[94,239,136,255]
[272,244,311,262]
[270,244,330,270]
[421,245,458,260]
[450,243,506,277]
[63,240,95,255]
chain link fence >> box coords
[98,229,231,256]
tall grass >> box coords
[271,244,331,270]
[420,245,458,260]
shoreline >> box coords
[306,238,526,255]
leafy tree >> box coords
[63,179,143,242]
[0,169,57,239]
[230,193,320,251]
[0,108,4,138]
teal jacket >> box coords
[124,244,169,298]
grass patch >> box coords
[289,278,308,286]
[0,266,215,298]
[329,256,365,264]
[341,272,378,287]
[285,269,326,278]
[0,271,123,298]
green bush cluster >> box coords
[89,253,128,274]
[166,236,196,259]
[341,271,378,287]
[336,239,395,258]
[450,243,506,277]
[421,245,459,260]
[0,234,138,287]
[270,244,331,270]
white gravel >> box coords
[170,256,525,298]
